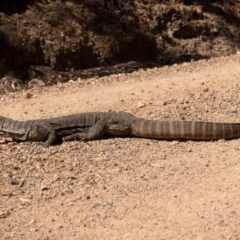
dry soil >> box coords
[1,53,240,239]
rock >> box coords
[171,141,179,146]
[20,198,31,203]
[93,157,103,162]
[0,210,10,218]
[62,188,73,195]
[1,189,13,196]
[218,220,226,227]
[40,182,49,191]
[137,101,146,108]
[9,177,19,185]
[93,203,101,208]
[66,173,76,179]
[29,228,38,232]
[230,108,237,113]
[163,99,174,105]
[24,92,33,99]
[203,88,209,92]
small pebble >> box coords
[163,99,174,105]
[9,178,19,185]
[66,173,76,179]
[218,220,226,227]
[171,141,179,146]
[203,88,209,92]
[29,228,38,232]
[1,189,13,196]
[93,203,101,208]
[62,188,73,195]
[137,101,146,108]
[40,183,49,191]
[24,92,33,99]
[0,210,10,218]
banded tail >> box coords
[131,120,240,140]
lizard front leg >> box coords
[27,122,57,147]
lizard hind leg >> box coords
[106,123,130,136]
[63,119,107,142]
[63,132,89,142]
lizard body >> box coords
[0,111,240,146]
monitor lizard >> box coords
[0,111,240,147]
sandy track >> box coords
[1,54,240,239]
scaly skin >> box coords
[0,112,240,146]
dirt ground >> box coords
[1,0,240,239]
[0,53,240,239]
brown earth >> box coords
[0,0,240,91]
[1,53,240,239]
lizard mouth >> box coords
[0,132,11,136]
[0,131,20,137]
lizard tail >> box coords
[131,120,240,140]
